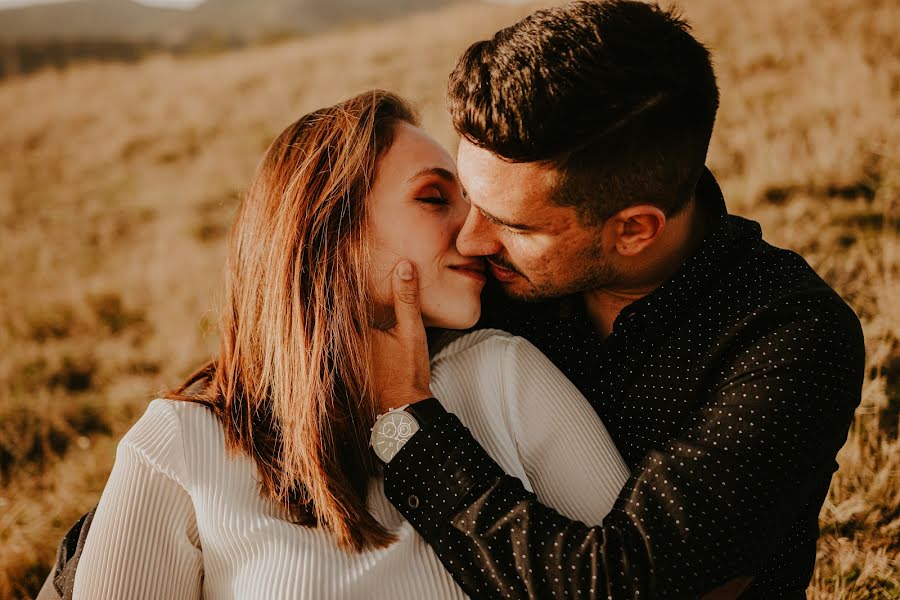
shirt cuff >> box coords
[383,410,505,538]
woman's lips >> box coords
[487,261,519,283]
[449,264,487,284]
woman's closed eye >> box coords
[415,185,449,206]
[417,195,448,205]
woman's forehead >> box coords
[384,122,456,178]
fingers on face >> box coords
[392,260,424,330]
[394,261,419,306]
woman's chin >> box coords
[422,307,481,330]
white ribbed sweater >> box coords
[73,329,629,599]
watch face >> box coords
[371,411,420,463]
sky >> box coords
[0,0,205,8]
[0,0,534,9]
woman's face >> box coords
[368,122,486,329]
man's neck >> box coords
[583,199,711,338]
[582,288,646,339]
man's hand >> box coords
[369,260,432,414]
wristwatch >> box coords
[370,397,444,464]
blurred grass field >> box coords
[0,0,898,598]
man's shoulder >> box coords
[706,230,865,376]
[720,226,860,329]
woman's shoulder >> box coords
[118,399,227,484]
[431,328,551,377]
[429,328,560,421]
[126,398,222,443]
[431,328,520,363]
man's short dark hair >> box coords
[448,0,719,223]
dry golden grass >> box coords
[0,0,897,598]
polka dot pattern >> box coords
[384,169,866,599]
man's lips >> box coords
[487,260,519,283]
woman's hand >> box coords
[369,260,433,414]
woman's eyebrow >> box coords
[407,167,458,185]
[409,167,535,230]
[406,167,533,230]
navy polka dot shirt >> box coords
[383,169,865,599]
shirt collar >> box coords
[611,167,762,334]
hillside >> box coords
[0,0,459,79]
[0,0,897,598]
[0,0,453,43]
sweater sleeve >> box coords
[500,336,630,526]
[73,400,203,600]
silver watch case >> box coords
[370,405,420,463]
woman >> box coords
[71,90,630,599]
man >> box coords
[369,1,864,598]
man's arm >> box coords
[382,293,864,599]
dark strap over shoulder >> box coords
[36,506,97,600]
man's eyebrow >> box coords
[407,167,458,185]
[475,205,536,231]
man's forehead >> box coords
[457,140,562,217]
[459,141,551,192]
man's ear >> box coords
[607,205,667,256]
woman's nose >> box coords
[456,205,501,257]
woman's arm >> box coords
[73,400,203,600]
[499,335,630,525]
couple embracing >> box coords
[45,1,864,599]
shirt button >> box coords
[407,494,420,509]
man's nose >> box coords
[457,206,502,257]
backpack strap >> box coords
[36,506,97,600]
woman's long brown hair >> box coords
[167,90,418,552]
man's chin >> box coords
[497,277,581,303]
[497,280,549,303]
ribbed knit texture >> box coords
[73,329,629,599]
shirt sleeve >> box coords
[383,295,865,599]
[73,400,203,600]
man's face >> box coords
[456,139,621,301]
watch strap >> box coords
[403,397,446,430]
